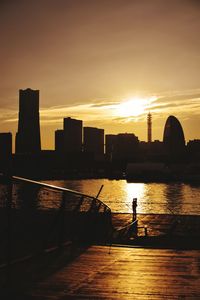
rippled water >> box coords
[1,179,200,215]
[44,179,200,215]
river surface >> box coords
[44,179,200,215]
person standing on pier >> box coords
[132,198,137,222]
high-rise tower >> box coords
[63,117,82,153]
[147,112,152,143]
[83,127,104,156]
[16,88,41,154]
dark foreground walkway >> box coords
[24,245,200,299]
[1,213,200,298]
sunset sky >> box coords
[1,0,200,150]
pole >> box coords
[6,176,13,288]
[58,191,66,247]
[95,185,104,199]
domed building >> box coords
[163,115,185,160]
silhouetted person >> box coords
[132,198,137,221]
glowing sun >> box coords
[114,96,156,118]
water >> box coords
[1,179,200,215]
[43,179,200,215]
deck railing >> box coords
[0,176,112,287]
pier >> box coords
[24,245,200,299]
[1,212,200,298]
[1,177,200,298]
[112,213,200,248]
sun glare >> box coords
[114,96,157,118]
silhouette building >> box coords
[163,115,185,159]
[55,129,64,153]
[0,132,12,173]
[63,117,82,153]
[105,134,117,161]
[112,133,139,160]
[187,139,200,161]
[83,127,104,156]
[16,88,41,154]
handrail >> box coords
[12,176,111,211]
[13,176,95,198]
[117,219,138,232]
[112,219,138,241]
[1,175,112,286]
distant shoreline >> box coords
[0,174,200,184]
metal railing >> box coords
[0,176,112,287]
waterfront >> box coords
[43,179,200,215]
[1,179,200,215]
[1,178,200,298]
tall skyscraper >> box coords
[147,112,152,143]
[83,127,104,155]
[63,117,82,153]
[16,88,41,154]
[105,134,117,160]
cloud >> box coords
[152,99,200,111]
[155,90,200,103]
[90,101,120,108]
[0,108,17,122]
[149,90,200,117]
[2,89,199,127]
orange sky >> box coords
[1,0,200,150]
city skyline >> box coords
[1,88,200,153]
[1,0,200,149]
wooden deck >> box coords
[1,213,200,298]
[25,245,200,299]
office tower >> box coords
[105,134,117,160]
[147,112,152,143]
[55,130,64,153]
[163,115,185,157]
[0,132,12,173]
[63,117,82,153]
[16,88,41,154]
[83,127,104,156]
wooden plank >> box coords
[28,245,200,299]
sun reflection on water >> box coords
[124,183,146,212]
[43,179,200,215]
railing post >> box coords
[95,185,104,199]
[6,176,13,288]
[58,191,66,247]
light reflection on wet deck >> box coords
[30,245,200,299]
